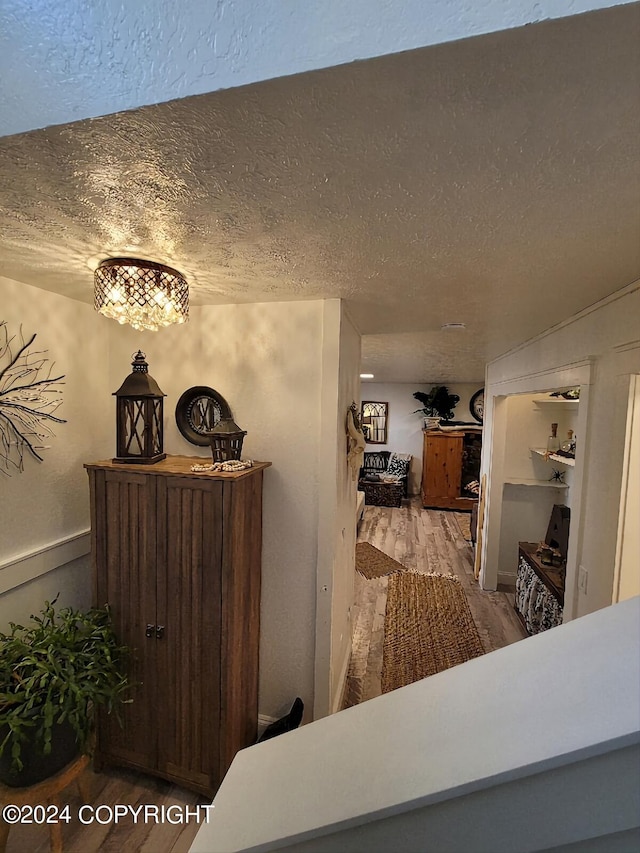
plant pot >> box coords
[0,720,79,788]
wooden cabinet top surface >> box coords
[85,455,271,480]
[423,428,482,438]
[519,541,565,603]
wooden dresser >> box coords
[85,456,270,797]
[421,430,481,511]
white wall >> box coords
[0,556,91,631]
[107,299,334,720]
[1,279,351,720]
[0,276,111,629]
[361,382,483,494]
[482,281,640,617]
[613,376,640,603]
[1,0,629,137]
[329,307,361,714]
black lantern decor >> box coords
[209,417,247,463]
[113,351,166,464]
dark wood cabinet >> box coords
[421,430,481,511]
[85,456,269,797]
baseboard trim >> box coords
[332,640,352,716]
[498,571,517,587]
[0,530,91,596]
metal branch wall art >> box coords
[0,321,66,475]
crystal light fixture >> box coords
[94,258,189,331]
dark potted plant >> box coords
[413,386,460,422]
[0,598,130,787]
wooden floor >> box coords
[3,765,206,853]
[344,498,527,708]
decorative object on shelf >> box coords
[113,351,166,464]
[423,416,440,431]
[175,385,232,446]
[190,459,253,473]
[94,258,189,331]
[549,469,566,484]
[209,416,247,463]
[550,388,580,400]
[361,400,388,444]
[557,429,576,458]
[536,541,564,567]
[546,422,560,453]
[347,401,366,477]
[469,388,484,424]
[413,386,459,422]
[0,321,66,475]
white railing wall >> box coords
[190,597,640,853]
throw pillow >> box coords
[387,453,410,478]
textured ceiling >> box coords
[1,5,639,383]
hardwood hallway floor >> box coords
[343,498,527,708]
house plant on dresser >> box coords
[0,598,129,788]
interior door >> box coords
[155,476,223,793]
[95,469,158,771]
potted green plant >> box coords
[0,597,130,787]
[413,386,460,424]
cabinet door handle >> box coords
[156,625,165,640]
[145,624,155,638]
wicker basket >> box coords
[359,480,404,508]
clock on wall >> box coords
[470,388,484,424]
[175,386,232,446]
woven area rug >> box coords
[381,572,485,693]
[355,542,405,579]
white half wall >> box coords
[189,596,640,853]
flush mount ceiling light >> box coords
[440,323,466,331]
[360,373,375,379]
[94,258,189,332]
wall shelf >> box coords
[533,399,579,410]
[504,477,569,489]
[530,448,576,468]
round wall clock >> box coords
[175,386,232,446]
[470,388,484,424]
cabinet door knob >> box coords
[145,624,155,638]
[156,625,165,640]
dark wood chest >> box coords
[85,456,269,797]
